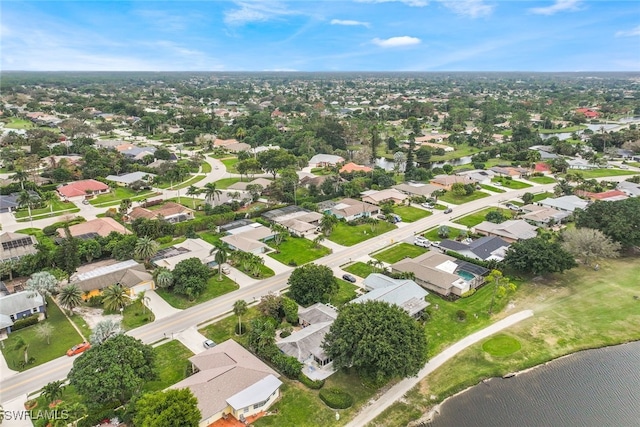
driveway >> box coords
[145,290,181,320]
[175,327,209,354]
[259,253,292,276]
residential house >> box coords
[262,206,323,237]
[520,204,571,227]
[339,162,373,174]
[299,174,333,189]
[225,142,252,153]
[0,194,19,213]
[489,166,529,179]
[128,202,195,224]
[538,195,590,213]
[617,180,640,197]
[353,274,429,318]
[534,162,553,174]
[438,236,510,262]
[0,232,38,262]
[567,158,599,170]
[56,217,131,239]
[393,182,441,199]
[575,189,628,202]
[213,138,240,148]
[455,169,495,185]
[361,189,408,206]
[220,223,275,254]
[277,303,338,379]
[474,220,538,243]
[70,259,154,299]
[105,171,156,187]
[308,154,345,168]
[320,198,379,221]
[171,339,282,426]
[529,146,558,161]
[118,145,157,161]
[250,144,281,155]
[430,174,477,191]
[391,251,488,297]
[576,108,599,119]
[0,291,45,337]
[57,179,110,200]
[151,238,216,270]
[227,178,272,192]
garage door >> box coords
[131,282,154,296]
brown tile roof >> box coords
[57,217,131,238]
[58,180,109,198]
[129,202,193,220]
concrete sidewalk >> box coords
[0,345,18,379]
[145,290,181,320]
[346,310,534,427]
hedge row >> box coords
[43,217,86,236]
[12,314,40,331]
[172,211,236,236]
[319,388,354,409]
[298,373,324,390]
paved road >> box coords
[346,310,534,427]
[0,175,631,402]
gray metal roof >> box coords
[354,274,429,317]
[0,291,44,317]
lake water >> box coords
[428,341,640,427]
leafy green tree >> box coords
[58,284,83,315]
[522,192,534,205]
[101,284,129,312]
[504,238,577,276]
[485,210,507,224]
[133,389,200,427]
[172,257,211,298]
[281,296,299,324]
[233,299,248,335]
[247,317,276,357]
[134,236,159,264]
[69,334,156,405]
[574,198,640,249]
[34,323,54,345]
[55,227,81,277]
[319,213,338,236]
[451,182,466,197]
[287,264,338,306]
[41,380,65,404]
[561,228,621,266]
[79,238,102,263]
[257,149,297,179]
[323,301,427,381]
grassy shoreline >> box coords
[369,257,640,426]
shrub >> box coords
[319,388,354,409]
[298,373,325,390]
[12,314,39,330]
[461,288,476,298]
[281,296,299,324]
[87,295,102,307]
[456,310,467,321]
[279,330,291,338]
[288,259,298,267]
[271,353,302,379]
[156,235,173,244]
[43,217,86,236]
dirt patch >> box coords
[74,306,122,329]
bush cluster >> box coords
[12,314,40,331]
[298,373,324,390]
[319,388,354,409]
[43,217,86,236]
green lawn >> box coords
[531,191,554,202]
[1,298,83,371]
[201,161,212,173]
[221,157,239,173]
[438,191,489,205]
[121,300,155,330]
[171,174,206,190]
[143,340,194,393]
[14,199,79,219]
[453,207,513,228]
[310,167,337,176]
[481,334,522,356]
[268,236,331,266]
[89,187,155,206]
[199,307,262,347]
[197,231,223,246]
[327,221,396,246]
[213,177,241,189]
[157,236,187,250]
[491,177,532,189]
[393,205,432,222]
[573,168,638,179]
[156,276,239,309]
[527,175,556,184]
[421,226,465,242]
[372,243,428,264]
[330,280,359,308]
[5,118,35,129]
[233,261,275,279]
[538,125,587,134]
[343,262,377,278]
[429,144,486,161]
[479,184,506,193]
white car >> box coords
[421,203,434,209]
[414,236,431,248]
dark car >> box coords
[444,208,453,214]
[342,274,356,283]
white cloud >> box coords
[224,1,299,26]
[438,0,494,18]
[372,36,421,47]
[529,0,583,16]
[356,0,429,7]
[331,19,371,28]
[615,26,640,37]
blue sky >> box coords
[1,0,639,71]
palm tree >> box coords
[18,190,38,225]
[12,336,29,365]
[235,127,247,141]
[41,191,58,215]
[41,380,65,404]
[10,169,29,190]
[58,284,83,315]
[319,213,338,236]
[102,284,129,312]
[154,267,173,289]
[135,290,150,314]
[233,300,248,335]
[203,182,222,206]
[313,234,325,249]
[119,198,132,217]
[134,236,159,265]
[35,323,54,345]
[211,243,228,281]
[186,185,200,209]
[270,224,289,253]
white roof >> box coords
[436,260,459,274]
[0,291,45,317]
[75,259,138,281]
[226,374,282,410]
[105,171,156,184]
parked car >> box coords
[376,214,387,220]
[342,274,357,283]
[420,203,434,209]
[67,342,91,357]
[82,199,90,205]
[431,241,442,249]
[414,236,430,248]
[203,339,216,349]
[389,214,402,223]
[444,208,453,214]
[505,203,522,212]
[221,264,231,274]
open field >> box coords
[370,258,640,426]
[538,125,587,134]
[343,261,377,278]
[212,177,241,189]
[527,175,556,184]
[573,168,638,179]
[491,177,532,189]
[171,174,206,190]
[453,207,513,228]
[156,276,238,309]
[15,200,80,220]
[142,341,194,392]
[328,221,397,246]
[89,187,155,206]
[372,242,428,264]
[479,184,505,193]
[531,191,554,202]
[330,280,359,308]
[393,205,432,222]
[439,191,489,205]
[201,161,212,173]
[421,226,465,242]
[268,236,331,266]
[221,157,239,173]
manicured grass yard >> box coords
[330,280,358,308]
[527,175,556,184]
[532,191,554,202]
[143,340,194,393]
[576,168,638,179]
[268,236,331,266]
[197,231,223,246]
[89,187,155,206]
[122,300,155,330]
[213,177,241,189]
[453,207,513,228]
[172,174,206,190]
[438,191,489,205]
[479,184,506,193]
[156,276,239,309]
[393,205,432,222]
[199,307,262,347]
[343,261,377,278]
[482,334,522,356]
[372,243,428,264]
[5,118,35,129]
[327,221,396,246]
[221,157,239,173]
[421,226,464,242]
[1,298,83,371]
[14,199,80,219]
[492,177,532,189]
[201,161,212,173]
